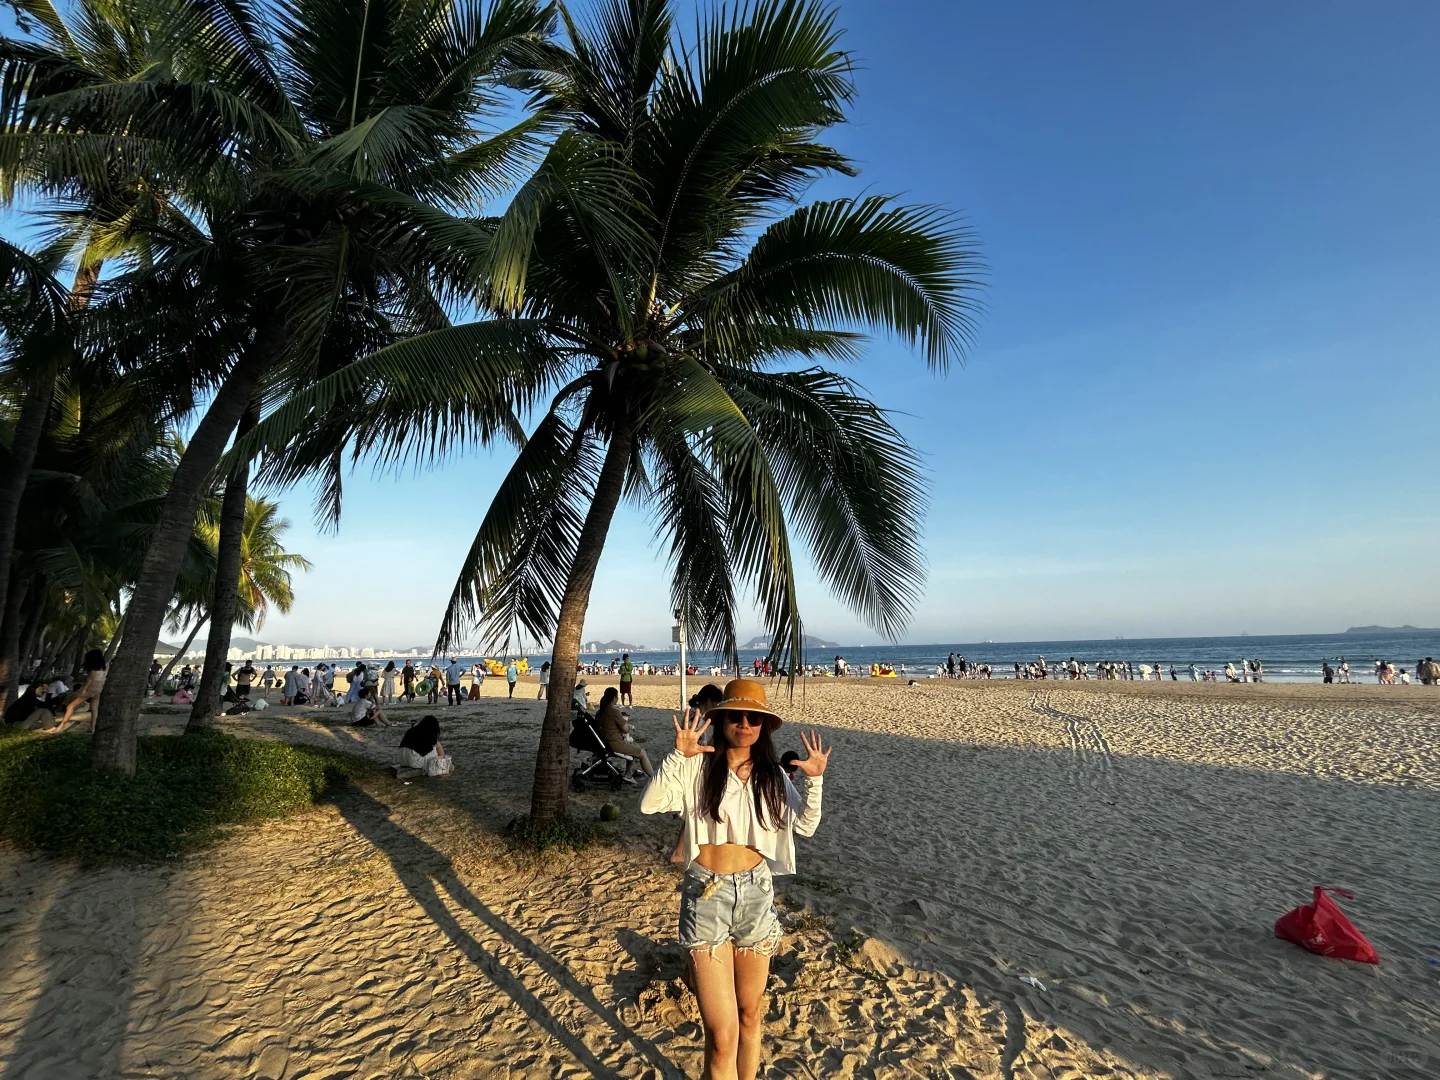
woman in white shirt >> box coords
[641,678,829,1080]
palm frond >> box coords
[690,195,984,371]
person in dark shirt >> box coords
[4,684,55,727]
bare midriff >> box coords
[695,842,764,874]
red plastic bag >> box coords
[1274,886,1379,964]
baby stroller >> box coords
[569,702,631,791]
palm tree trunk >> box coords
[102,607,126,663]
[17,582,45,677]
[0,265,99,623]
[0,376,55,622]
[189,400,258,731]
[155,615,206,693]
[92,326,275,774]
[530,420,635,825]
[0,569,32,707]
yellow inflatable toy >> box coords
[482,658,531,676]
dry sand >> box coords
[1,677,1437,1078]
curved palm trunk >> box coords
[0,570,32,707]
[92,329,274,774]
[17,580,46,679]
[0,376,56,621]
[531,421,635,826]
[189,401,258,731]
[102,608,125,662]
[0,265,99,623]
[155,616,206,694]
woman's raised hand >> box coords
[794,728,831,776]
[672,707,713,757]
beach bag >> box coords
[426,754,454,777]
[1274,887,1379,964]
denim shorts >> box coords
[678,862,782,956]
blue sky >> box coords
[12,1,1440,649]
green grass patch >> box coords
[503,812,600,854]
[0,729,373,862]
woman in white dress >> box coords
[380,661,398,704]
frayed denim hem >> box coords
[686,921,783,960]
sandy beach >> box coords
[2,677,1436,1078]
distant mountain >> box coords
[192,636,271,651]
[582,640,644,653]
[741,634,843,650]
[153,640,181,656]
[1343,625,1440,636]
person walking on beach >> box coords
[402,660,416,702]
[506,658,520,699]
[1339,658,1350,684]
[641,680,828,1080]
[260,665,276,700]
[445,657,464,706]
[311,665,335,707]
[538,661,551,700]
[380,661,398,704]
[282,664,301,704]
[427,662,442,705]
[470,662,486,699]
[619,654,634,705]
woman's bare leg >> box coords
[690,943,739,1080]
[732,946,772,1080]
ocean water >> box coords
[569,632,1440,684]
[295,632,1440,684]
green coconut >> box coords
[599,803,620,822]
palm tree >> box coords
[3,0,559,771]
[240,0,985,825]
[155,492,310,699]
[186,494,310,725]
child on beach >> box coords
[641,679,829,1080]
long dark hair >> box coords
[598,686,618,711]
[700,713,786,829]
[82,649,105,671]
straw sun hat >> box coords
[708,678,783,731]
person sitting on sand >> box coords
[596,687,653,781]
[395,715,453,777]
[350,687,389,727]
[5,683,55,728]
[641,679,829,1080]
[56,649,107,733]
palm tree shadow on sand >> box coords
[332,787,684,1079]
